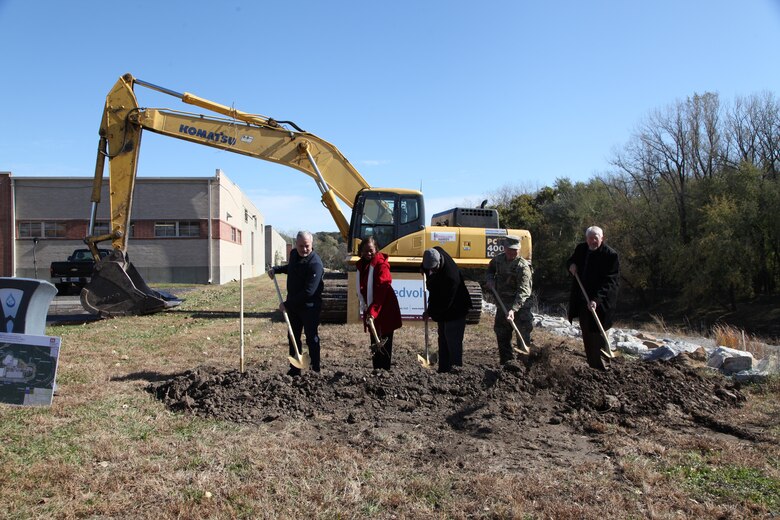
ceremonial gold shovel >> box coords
[417,273,438,368]
[272,275,311,370]
[573,272,614,359]
[489,286,530,356]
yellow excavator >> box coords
[81,73,532,321]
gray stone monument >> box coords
[0,278,58,335]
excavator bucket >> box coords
[80,252,182,317]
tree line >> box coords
[303,91,779,322]
[491,91,779,317]
[279,231,348,272]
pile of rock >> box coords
[520,309,779,383]
[534,314,780,382]
[706,346,778,383]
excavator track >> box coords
[321,274,348,324]
[464,280,483,325]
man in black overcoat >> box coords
[566,226,620,370]
[269,230,324,375]
[422,246,473,373]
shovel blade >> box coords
[369,338,388,355]
[288,352,311,370]
[417,352,438,368]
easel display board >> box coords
[0,332,61,406]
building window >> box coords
[92,221,110,236]
[231,227,237,242]
[178,221,200,237]
[154,220,201,238]
[154,221,177,237]
[18,221,66,238]
[18,221,37,238]
[43,221,66,238]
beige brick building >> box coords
[1,170,288,285]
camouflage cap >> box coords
[504,235,521,250]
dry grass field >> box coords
[1,276,778,519]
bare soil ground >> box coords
[150,324,758,485]
[6,279,776,519]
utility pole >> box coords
[32,237,39,278]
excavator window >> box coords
[360,198,395,249]
[362,198,395,225]
[399,198,419,224]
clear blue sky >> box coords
[2,0,779,233]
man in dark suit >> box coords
[566,226,620,370]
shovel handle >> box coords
[572,271,614,358]
[271,274,302,357]
[489,286,529,353]
[366,316,381,345]
[422,273,430,356]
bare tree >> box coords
[727,92,780,179]
[686,92,722,179]
[611,92,726,244]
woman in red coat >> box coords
[356,236,402,370]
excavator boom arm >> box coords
[82,73,374,317]
[94,73,370,249]
[136,108,365,237]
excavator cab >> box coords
[348,189,425,252]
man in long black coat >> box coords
[422,246,473,373]
[566,226,620,370]
[269,230,324,375]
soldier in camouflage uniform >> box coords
[486,235,533,364]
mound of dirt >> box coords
[148,343,745,439]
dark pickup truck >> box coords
[50,248,111,295]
